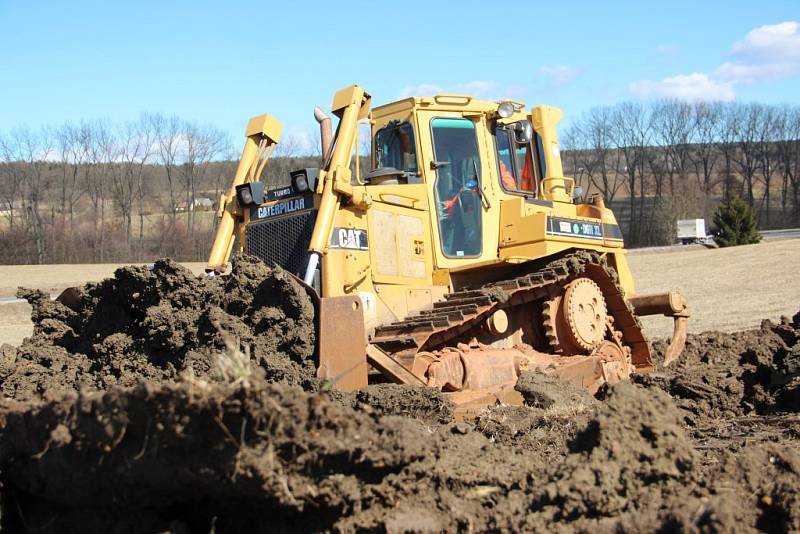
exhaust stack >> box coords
[314,106,332,162]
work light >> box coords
[496,101,515,119]
[290,168,319,193]
[235,182,265,207]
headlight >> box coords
[496,101,515,119]
[293,173,309,192]
[290,168,319,193]
[235,182,265,207]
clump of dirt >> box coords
[515,369,597,409]
[640,314,800,425]
[536,382,697,523]
[352,383,454,424]
[1,256,317,401]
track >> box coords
[370,250,651,372]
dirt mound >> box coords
[0,380,435,532]
[1,256,316,401]
[640,315,800,425]
[537,382,697,522]
[1,259,799,532]
[515,369,597,409]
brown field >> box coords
[628,238,800,338]
[0,262,206,347]
[0,239,798,347]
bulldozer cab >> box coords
[364,95,570,277]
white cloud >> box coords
[538,65,582,87]
[397,80,517,100]
[655,44,680,56]
[731,21,800,62]
[629,20,800,102]
[714,60,800,83]
[629,73,735,102]
[398,83,444,99]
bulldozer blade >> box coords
[316,295,369,391]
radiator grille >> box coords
[245,210,317,276]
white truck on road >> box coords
[677,218,713,245]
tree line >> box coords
[0,115,317,265]
[2,101,799,264]
[561,100,800,246]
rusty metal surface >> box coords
[629,291,689,317]
[365,345,425,385]
[628,291,690,368]
[663,316,689,367]
[317,295,368,391]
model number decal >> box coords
[330,228,369,250]
[250,194,312,220]
[548,217,603,240]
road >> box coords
[761,227,800,240]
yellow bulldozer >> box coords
[206,84,689,414]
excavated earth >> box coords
[0,256,798,533]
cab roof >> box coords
[371,94,525,118]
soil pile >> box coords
[641,315,800,424]
[0,256,316,399]
[0,257,798,532]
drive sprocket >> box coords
[544,277,608,354]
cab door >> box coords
[417,113,499,269]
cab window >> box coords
[495,122,540,194]
[431,118,482,258]
[374,121,418,173]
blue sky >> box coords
[1,1,798,150]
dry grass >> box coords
[0,302,34,348]
[628,238,800,339]
[0,241,797,346]
[0,262,207,298]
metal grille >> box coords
[245,210,317,276]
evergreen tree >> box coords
[712,194,761,247]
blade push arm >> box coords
[206,114,282,274]
[303,85,372,285]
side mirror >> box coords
[512,120,533,144]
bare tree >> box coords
[775,106,800,224]
[652,100,695,196]
[152,114,184,255]
[177,121,227,255]
[0,132,24,231]
[731,103,763,205]
[54,122,89,261]
[755,105,780,226]
[610,102,652,244]
[689,102,721,195]
[7,127,54,263]
[83,120,117,262]
[716,103,741,200]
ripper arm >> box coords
[302,85,372,285]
